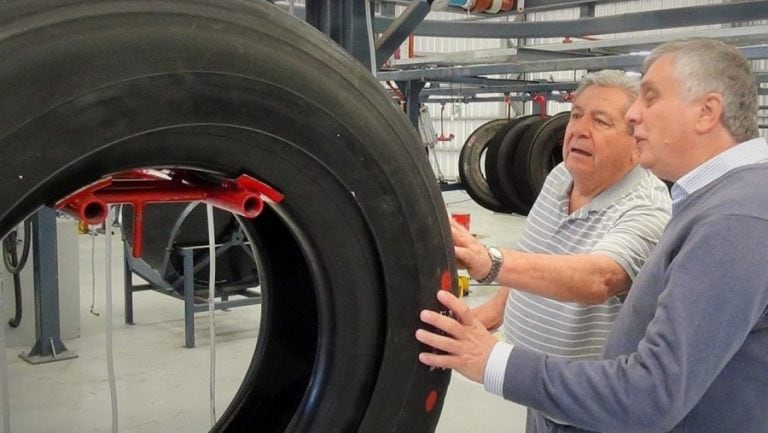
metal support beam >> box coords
[19,208,77,364]
[284,1,632,20]
[397,80,426,129]
[306,0,373,69]
[579,2,595,19]
[426,93,571,104]
[375,2,768,39]
[421,82,578,99]
[426,76,543,86]
[424,80,768,101]
[183,249,195,348]
[429,77,513,86]
[389,46,587,70]
[375,0,431,67]
[529,24,768,54]
[522,0,617,11]
[379,46,768,82]
[380,52,646,81]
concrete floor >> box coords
[0,190,528,433]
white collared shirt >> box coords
[671,137,768,215]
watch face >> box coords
[489,247,503,261]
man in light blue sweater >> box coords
[417,38,768,432]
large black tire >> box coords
[0,2,455,432]
[483,120,520,213]
[485,114,545,215]
[511,116,552,206]
[458,118,510,212]
[526,111,570,199]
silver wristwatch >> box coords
[477,246,503,284]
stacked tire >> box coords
[458,112,570,215]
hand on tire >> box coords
[416,290,498,384]
[450,218,492,281]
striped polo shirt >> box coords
[504,163,671,359]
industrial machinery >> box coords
[115,171,266,348]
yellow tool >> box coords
[457,275,470,298]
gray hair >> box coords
[575,69,639,111]
[644,38,758,142]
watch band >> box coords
[478,246,503,284]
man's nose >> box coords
[625,99,641,127]
[568,116,590,137]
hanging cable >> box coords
[436,103,455,142]
[89,229,100,317]
[2,219,31,274]
[206,204,217,427]
[104,206,118,433]
[3,240,22,329]
[3,218,32,328]
[0,269,11,433]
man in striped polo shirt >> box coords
[457,70,671,362]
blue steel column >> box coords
[20,207,77,364]
[183,249,195,348]
[124,244,134,325]
[397,80,425,129]
[305,0,373,70]
[375,0,431,67]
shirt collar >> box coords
[671,137,768,214]
[587,165,647,212]
[554,165,648,218]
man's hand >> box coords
[450,218,492,281]
[415,290,499,384]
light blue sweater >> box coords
[504,163,768,433]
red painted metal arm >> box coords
[55,170,283,258]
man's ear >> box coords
[695,92,724,134]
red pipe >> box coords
[55,170,284,258]
[233,174,284,203]
[133,203,145,258]
[205,189,264,218]
[532,94,547,116]
[61,198,108,225]
[436,104,455,142]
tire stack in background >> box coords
[458,111,570,215]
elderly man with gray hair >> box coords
[420,38,768,433]
[454,69,670,358]
[450,68,671,431]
